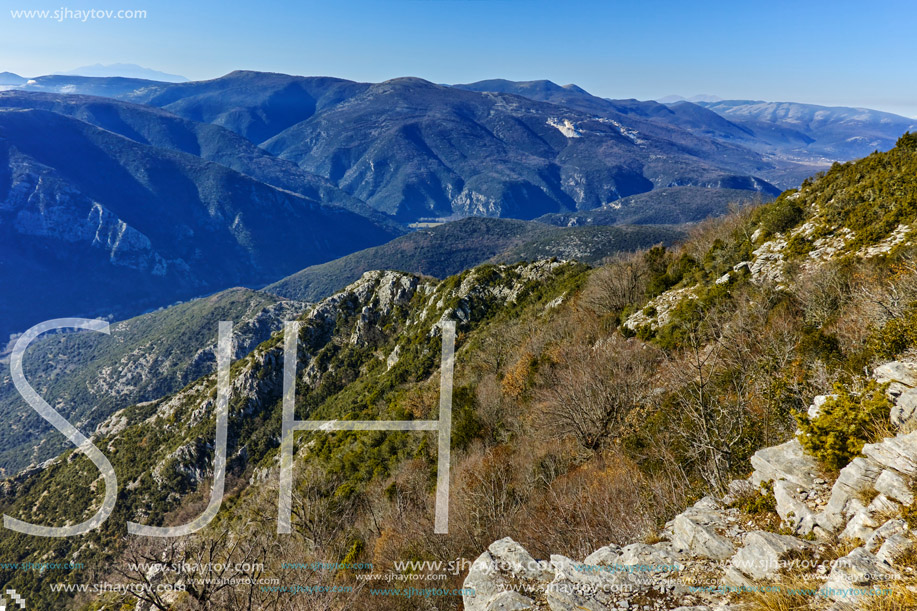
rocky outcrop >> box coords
[465,358,917,609]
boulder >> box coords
[485,591,535,611]
[821,457,883,531]
[774,479,816,535]
[669,507,736,560]
[463,538,553,611]
[824,547,898,601]
[873,469,914,505]
[861,431,917,477]
[750,439,820,489]
[730,531,813,580]
[488,538,552,582]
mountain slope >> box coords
[0,288,307,475]
[0,72,26,86]
[14,74,168,98]
[123,70,371,144]
[8,72,780,221]
[455,78,757,143]
[0,91,387,220]
[536,186,771,227]
[265,217,682,302]
[4,137,917,609]
[0,108,400,341]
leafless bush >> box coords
[792,262,852,329]
[582,252,649,316]
[538,333,660,450]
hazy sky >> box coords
[3,0,915,116]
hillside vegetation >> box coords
[2,135,917,610]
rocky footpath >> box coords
[463,360,917,610]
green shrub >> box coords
[796,381,892,471]
[731,480,777,515]
[898,131,917,150]
[758,195,805,237]
[871,304,917,359]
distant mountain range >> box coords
[0,72,26,86]
[1,70,915,341]
[58,63,188,82]
[693,99,917,160]
[657,94,723,104]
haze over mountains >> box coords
[1,69,914,344]
[59,63,188,82]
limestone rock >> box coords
[617,542,684,571]
[861,431,917,477]
[545,554,623,611]
[774,479,816,535]
[824,547,897,601]
[821,457,883,531]
[874,469,914,505]
[731,531,813,580]
[750,439,820,489]
[463,537,553,611]
[669,507,736,560]
[874,361,917,390]
[840,508,881,542]
[865,519,909,554]
[807,394,834,420]
[485,591,535,611]
[877,533,917,565]
[891,388,917,429]
[582,545,621,567]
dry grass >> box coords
[859,585,917,611]
[740,577,821,611]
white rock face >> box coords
[730,531,813,580]
[774,480,816,534]
[546,118,582,138]
[669,507,735,560]
[874,469,915,505]
[750,439,820,489]
[824,547,897,601]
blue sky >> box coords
[2,0,916,116]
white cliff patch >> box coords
[547,117,581,138]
